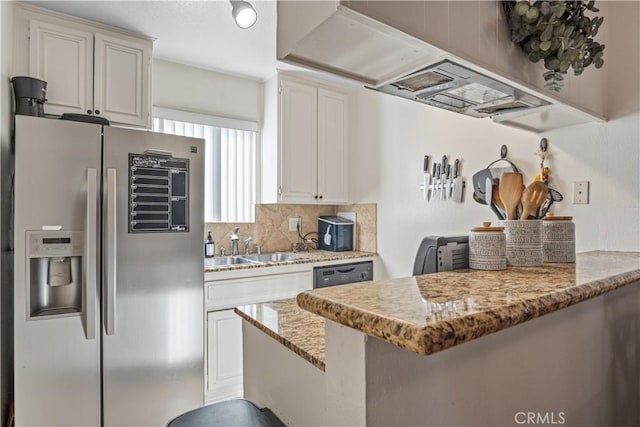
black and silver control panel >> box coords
[313,260,373,289]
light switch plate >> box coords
[288,217,299,231]
[572,181,589,204]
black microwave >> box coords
[318,216,354,252]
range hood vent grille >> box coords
[393,71,453,92]
[477,101,531,115]
[373,60,550,119]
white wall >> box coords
[350,89,539,278]
[543,1,639,255]
[152,59,263,124]
[349,1,639,279]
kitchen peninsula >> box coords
[236,251,640,426]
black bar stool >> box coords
[167,399,286,427]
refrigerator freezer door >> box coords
[101,127,205,426]
[14,116,101,426]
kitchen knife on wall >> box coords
[440,156,447,200]
[438,167,443,199]
[423,155,431,202]
[429,162,437,201]
[435,163,441,200]
[452,159,463,202]
[444,163,451,200]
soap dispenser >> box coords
[205,231,215,258]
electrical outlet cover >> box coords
[572,181,589,204]
[288,217,299,231]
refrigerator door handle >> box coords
[105,168,117,335]
[83,168,98,340]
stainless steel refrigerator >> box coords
[13,116,204,426]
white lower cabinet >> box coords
[206,310,244,403]
[205,267,313,403]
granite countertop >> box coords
[296,251,640,356]
[235,299,326,371]
[205,250,376,273]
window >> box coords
[153,108,258,223]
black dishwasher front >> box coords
[313,260,373,288]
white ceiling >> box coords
[26,0,283,81]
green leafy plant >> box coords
[502,1,605,92]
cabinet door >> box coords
[29,20,93,116]
[279,80,318,203]
[317,88,349,203]
[206,310,243,403]
[94,33,151,127]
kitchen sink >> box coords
[205,252,304,268]
[204,256,261,267]
[241,253,304,263]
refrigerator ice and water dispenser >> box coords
[26,230,83,319]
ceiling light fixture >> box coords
[230,0,257,29]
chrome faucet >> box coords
[230,227,240,256]
[244,237,253,255]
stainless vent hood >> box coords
[278,5,443,87]
[277,1,606,133]
[373,59,550,119]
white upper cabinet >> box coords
[280,80,318,203]
[263,75,350,204]
[29,20,94,116]
[94,34,151,127]
[317,88,348,203]
[17,4,153,128]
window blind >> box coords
[153,117,256,223]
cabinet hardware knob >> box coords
[319,195,323,199]
[94,109,101,115]
[314,195,318,199]
[87,109,93,114]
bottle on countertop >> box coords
[205,231,215,258]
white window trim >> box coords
[153,106,259,133]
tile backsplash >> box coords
[205,203,377,254]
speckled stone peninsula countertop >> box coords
[235,299,326,371]
[205,250,376,273]
[297,251,640,356]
